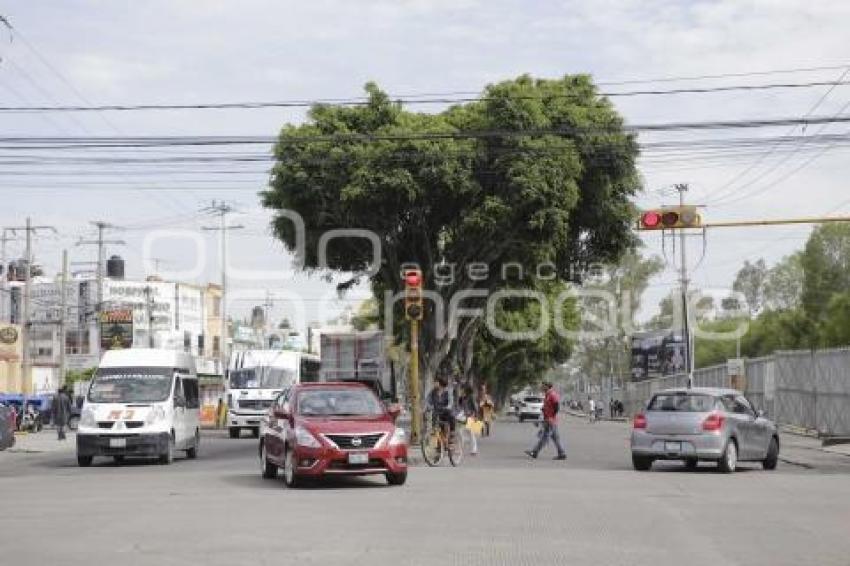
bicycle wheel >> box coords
[448,429,465,467]
[420,427,445,467]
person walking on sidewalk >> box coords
[53,385,73,441]
[525,381,566,460]
[458,384,479,456]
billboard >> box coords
[631,331,686,381]
[0,324,22,363]
[100,309,133,350]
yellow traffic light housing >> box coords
[638,206,701,230]
[404,269,424,321]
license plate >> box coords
[109,438,126,449]
[665,441,681,453]
[348,452,369,465]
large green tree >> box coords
[263,76,640,390]
[732,259,768,315]
[801,224,850,320]
[763,252,803,311]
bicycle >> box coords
[420,410,465,467]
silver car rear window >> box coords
[648,393,716,412]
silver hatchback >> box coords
[630,387,779,473]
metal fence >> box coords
[622,348,850,437]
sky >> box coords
[1,0,849,334]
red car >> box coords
[259,382,408,487]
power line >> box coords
[1,80,848,113]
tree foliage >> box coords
[263,76,640,392]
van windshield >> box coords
[88,367,174,404]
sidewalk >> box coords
[4,430,76,454]
[779,432,850,470]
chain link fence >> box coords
[622,347,850,437]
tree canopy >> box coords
[263,75,641,391]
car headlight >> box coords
[80,408,96,429]
[388,427,407,446]
[294,425,321,448]
[145,405,167,425]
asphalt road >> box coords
[1,416,849,566]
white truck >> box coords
[226,349,320,438]
[319,330,396,403]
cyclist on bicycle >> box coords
[426,376,455,433]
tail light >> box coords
[702,412,725,432]
[633,413,647,429]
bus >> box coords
[226,350,320,438]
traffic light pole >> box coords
[676,184,695,388]
[409,319,421,445]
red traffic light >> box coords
[641,211,662,229]
[404,271,422,288]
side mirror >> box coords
[757,409,766,419]
[273,403,291,420]
[174,396,186,409]
[387,403,402,421]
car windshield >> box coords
[648,393,716,412]
[88,367,174,404]
[230,367,295,389]
[296,388,384,417]
[524,397,543,403]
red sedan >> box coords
[259,382,408,487]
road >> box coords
[1,416,849,566]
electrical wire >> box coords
[1,80,848,113]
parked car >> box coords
[518,395,544,422]
[630,387,779,473]
[0,403,15,450]
[259,382,408,487]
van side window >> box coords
[174,377,184,403]
[183,379,199,409]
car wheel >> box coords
[717,439,738,473]
[762,436,779,470]
[159,433,175,465]
[77,455,93,467]
[282,448,301,488]
[186,429,200,460]
[252,427,260,439]
[228,427,240,439]
[113,456,125,465]
[386,471,407,486]
[684,459,699,471]
[68,416,79,431]
[632,454,653,471]
[260,442,277,479]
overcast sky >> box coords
[1,0,849,333]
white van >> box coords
[76,349,200,467]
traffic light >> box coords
[403,268,424,321]
[638,205,702,230]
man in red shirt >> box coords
[525,381,566,460]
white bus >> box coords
[226,350,320,438]
[76,349,200,466]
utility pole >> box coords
[6,218,58,394]
[262,290,274,348]
[59,250,68,386]
[202,201,244,378]
[76,221,125,318]
[0,228,19,323]
[675,184,694,388]
[144,285,155,348]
